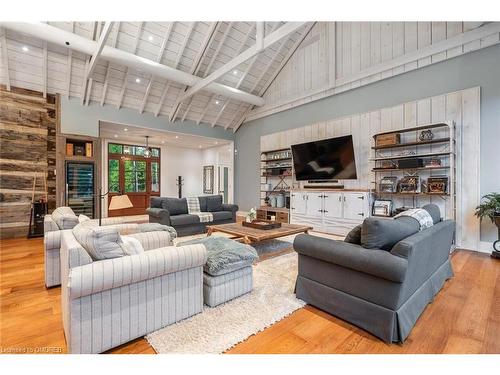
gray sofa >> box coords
[146,195,238,236]
[294,204,455,343]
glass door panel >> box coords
[66,162,95,217]
[124,160,146,193]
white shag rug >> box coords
[146,252,305,354]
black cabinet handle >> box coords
[357,196,365,200]
[358,213,364,216]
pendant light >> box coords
[144,135,152,158]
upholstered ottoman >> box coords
[177,236,258,307]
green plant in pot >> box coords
[475,192,500,257]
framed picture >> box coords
[427,176,448,194]
[398,175,420,193]
[379,176,398,193]
[372,199,394,217]
[203,165,214,194]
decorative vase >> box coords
[269,196,277,207]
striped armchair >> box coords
[60,230,207,354]
[44,210,149,287]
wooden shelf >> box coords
[261,148,291,154]
[261,175,292,178]
[258,206,289,213]
[372,137,450,150]
[260,190,291,193]
[372,166,450,172]
[371,151,452,161]
[374,192,450,197]
[261,165,293,169]
[261,157,292,162]
[373,122,449,138]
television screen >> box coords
[291,135,357,181]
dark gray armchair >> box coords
[294,219,455,343]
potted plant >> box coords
[475,192,500,258]
[246,207,257,223]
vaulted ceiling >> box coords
[0,22,313,130]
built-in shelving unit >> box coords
[260,148,293,218]
[371,121,456,218]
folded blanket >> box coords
[138,223,177,239]
[187,197,213,223]
[394,208,434,231]
[177,236,258,275]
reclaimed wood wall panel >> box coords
[0,86,57,238]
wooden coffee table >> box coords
[206,222,312,245]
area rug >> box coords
[145,252,305,354]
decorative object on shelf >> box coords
[424,158,442,168]
[269,196,277,207]
[399,150,417,156]
[264,196,270,206]
[143,136,152,158]
[372,199,393,217]
[176,176,184,198]
[398,174,421,194]
[74,145,85,156]
[379,176,398,193]
[375,133,400,147]
[380,160,398,169]
[398,158,424,169]
[242,219,282,230]
[427,176,448,194]
[66,143,74,156]
[419,129,434,142]
[85,142,93,157]
[474,192,500,258]
[203,165,214,194]
[276,193,285,208]
[246,207,257,223]
[421,180,428,193]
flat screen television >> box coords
[291,135,357,181]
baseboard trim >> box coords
[479,241,493,254]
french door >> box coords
[108,143,160,216]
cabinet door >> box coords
[305,192,324,218]
[323,192,343,219]
[343,193,368,220]
[291,192,307,215]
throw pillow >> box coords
[78,214,91,223]
[206,195,223,212]
[161,197,188,215]
[361,216,419,251]
[72,222,127,260]
[51,206,79,229]
[121,236,145,255]
[150,197,163,209]
[422,204,442,224]
[344,224,362,244]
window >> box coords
[151,161,159,192]
[108,143,123,154]
[108,159,120,193]
[124,160,146,192]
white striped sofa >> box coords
[44,208,147,287]
[60,229,207,354]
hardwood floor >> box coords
[0,236,499,354]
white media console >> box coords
[290,190,371,236]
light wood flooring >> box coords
[0,237,499,354]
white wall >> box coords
[161,145,204,198]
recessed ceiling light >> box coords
[175,136,179,139]
[124,128,128,132]
[148,35,154,42]
[22,46,29,52]
[135,78,141,83]
[114,134,118,138]
[198,145,202,148]
[215,141,218,145]
[161,140,165,144]
[215,100,220,105]
[232,70,238,75]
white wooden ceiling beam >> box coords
[256,22,264,51]
[154,22,195,116]
[117,22,143,109]
[1,21,265,107]
[100,22,120,106]
[81,22,97,104]
[168,21,219,122]
[1,29,11,91]
[85,22,113,82]
[173,22,306,109]
[196,23,254,125]
[232,22,315,132]
[139,22,174,114]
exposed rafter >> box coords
[100,22,120,106]
[196,22,253,125]
[80,22,97,104]
[168,21,219,122]
[256,22,264,51]
[85,22,113,83]
[173,22,307,108]
[216,23,282,128]
[1,21,266,107]
[1,28,11,91]
[154,22,195,117]
[117,22,143,109]
[139,22,174,114]
[233,22,315,132]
